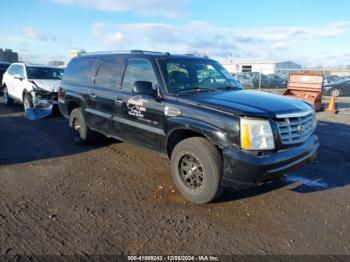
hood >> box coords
[178,90,313,118]
[30,79,60,92]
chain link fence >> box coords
[233,69,350,113]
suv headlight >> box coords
[240,118,275,150]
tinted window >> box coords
[63,57,97,84]
[121,59,156,91]
[26,66,64,80]
[95,56,125,89]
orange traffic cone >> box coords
[325,95,338,113]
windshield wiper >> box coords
[177,86,217,95]
[217,86,242,91]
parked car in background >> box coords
[323,80,350,97]
[252,74,271,89]
[252,74,287,89]
[0,62,11,93]
[2,63,64,110]
[323,75,344,86]
[58,50,318,204]
[233,73,254,88]
[268,74,288,89]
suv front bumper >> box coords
[221,135,319,189]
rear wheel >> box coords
[3,86,13,105]
[331,88,341,97]
[170,137,225,204]
[69,108,95,145]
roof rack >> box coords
[83,50,171,56]
[131,50,171,56]
[82,50,131,55]
[82,50,202,58]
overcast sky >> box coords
[1,0,349,68]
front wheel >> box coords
[2,86,13,105]
[69,108,95,145]
[170,137,225,204]
[23,92,34,111]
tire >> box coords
[23,92,34,111]
[69,108,95,145]
[2,86,13,105]
[331,88,341,97]
[170,137,225,204]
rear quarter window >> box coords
[95,56,125,89]
[63,57,97,84]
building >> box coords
[223,61,302,75]
[0,48,19,63]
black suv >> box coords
[59,50,319,204]
[0,62,10,93]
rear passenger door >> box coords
[87,56,126,135]
[112,58,166,150]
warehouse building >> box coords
[223,61,302,75]
[0,48,19,63]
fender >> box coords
[166,116,232,149]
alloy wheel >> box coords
[178,153,204,190]
[331,89,340,97]
[72,117,81,140]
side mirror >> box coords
[14,74,23,81]
[132,81,156,97]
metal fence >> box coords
[233,69,350,113]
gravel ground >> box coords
[0,98,350,256]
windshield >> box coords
[26,66,64,80]
[158,58,243,95]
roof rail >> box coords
[82,50,131,55]
[130,50,170,55]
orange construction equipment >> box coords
[283,73,323,111]
[325,95,338,113]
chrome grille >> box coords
[276,111,314,145]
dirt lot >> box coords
[0,98,350,256]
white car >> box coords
[2,63,64,110]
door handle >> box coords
[114,98,123,105]
[89,93,96,100]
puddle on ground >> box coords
[286,175,328,189]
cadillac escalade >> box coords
[58,50,319,204]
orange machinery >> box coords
[283,73,323,111]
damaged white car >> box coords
[2,63,64,119]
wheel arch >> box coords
[166,119,230,158]
[67,100,82,115]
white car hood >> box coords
[30,79,60,92]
